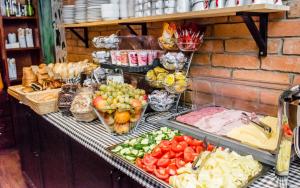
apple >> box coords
[93,96,107,111]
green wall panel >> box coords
[39,0,55,64]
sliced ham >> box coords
[176,107,226,125]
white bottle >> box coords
[8,58,17,80]
[25,28,34,48]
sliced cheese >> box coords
[226,116,280,151]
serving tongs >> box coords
[192,138,218,170]
[241,112,272,138]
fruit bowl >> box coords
[93,83,148,135]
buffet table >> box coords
[43,110,300,188]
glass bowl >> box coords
[158,39,178,51]
[94,105,148,135]
[164,78,189,94]
[176,41,203,52]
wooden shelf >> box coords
[2,16,36,20]
[63,4,289,28]
[6,47,40,52]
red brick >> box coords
[283,38,300,55]
[66,39,77,47]
[192,54,210,65]
[214,23,253,38]
[212,54,260,69]
[225,39,281,54]
[89,31,101,39]
[269,12,285,20]
[269,21,300,37]
[214,96,233,109]
[268,39,282,54]
[189,80,213,94]
[214,83,259,102]
[190,66,231,78]
[148,28,162,37]
[232,70,290,84]
[233,99,277,116]
[198,40,224,53]
[259,90,282,106]
[229,16,259,23]
[185,91,213,106]
[292,75,300,85]
[225,39,257,53]
[288,0,300,18]
[261,56,300,73]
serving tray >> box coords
[158,107,279,166]
[106,128,272,188]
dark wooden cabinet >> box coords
[70,139,113,188]
[12,103,43,188]
[0,92,14,149]
[38,117,73,188]
[11,99,143,188]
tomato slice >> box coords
[157,158,170,167]
[175,158,186,168]
[159,140,171,152]
[166,164,177,176]
[151,147,163,158]
[175,152,183,158]
[142,154,158,166]
[154,167,169,180]
[171,141,188,152]
[184,147,196,162]
[136,158,143,168]
[174,135,184,142]
[169,150,176,158]
[195,146,204,154]
[162,152,171,159]
[144,164,155,173]
[183,135,193,144]
[207,144,215,152]
[190,139,204,146]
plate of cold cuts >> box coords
[174,106,280,152]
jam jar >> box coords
[58,84,78,116]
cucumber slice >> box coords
[125,155,136,161]
[131,149,139,156]
[143,146,150,152]
[120,148,130,155]
[155,134,164,141]
[149,144,156,150]
[124,140,130,145]
[160,127,168,132]
[137,151,144,157]
[111,146,123,153]
[129,139,137,146]
[141,138,149,145]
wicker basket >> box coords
[25,90,59,115]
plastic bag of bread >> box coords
[70,87,97,122]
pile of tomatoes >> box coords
[135,135,214,182]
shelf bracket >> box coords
[119,23,148,36]
[69,28,89,48]
[237,12,268,56]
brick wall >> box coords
[65,0,300,116]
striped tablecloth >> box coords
[43,111,300,188]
